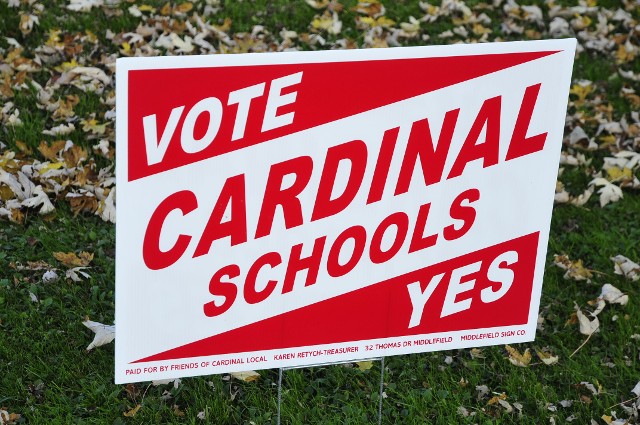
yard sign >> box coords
[115,39,576,383]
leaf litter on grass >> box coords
[0,0,639,423]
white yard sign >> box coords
[115,39,576,383]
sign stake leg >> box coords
[277,367,283,425]
[378,356,385,425]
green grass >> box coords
[1,0,639,423]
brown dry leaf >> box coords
[230,370,260,382]
[67,192,99,215]
[14,141,33,155]
[53,251,93,268]
[38,140,67,161]
[356,360,373,371]
[353,0,384,17]
[0,409,22,424]
[62,144,88,168]
[505,345,531,367]
[123,404,141,417]
[0,74,14,98]
[487,392,508,405]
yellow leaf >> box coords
[175,2,193,13]
[45,29,64,48]
[81,118,108,135]
[569,83,593,104]
[138,4,156,12]
[311,12,333,30]
[553,254,593,281]
[606,166,632,183]
[38,162,65,175]
[84,30,98,43]
[356,361,373,371]
[375,16,396,28]
[123,404,141,417]
[472,23,491,35]
[121,42,131,53]
[0,185,14,201]
[505,345,531,367]
[160,2,172,15]
[55,59,80,73]
[599,134,617,147]
[230,370,260,382]
[53,251,94,268]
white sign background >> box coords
[116,39,576,383]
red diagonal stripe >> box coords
[128,51,558,181]
[134,232,539,363]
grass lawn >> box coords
[1,0,639,423]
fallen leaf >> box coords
[457,406,472,417]
[476,384,489,400]
[42,270,59,283]
[578,381,601,395]
[553,254,593,282]
[469,348,485,359]
[83,320,115,351]
[487,392,508,405]
[590,177,623,207]
[535,348,559,365]
[610,255,640,281]
[0,409,21,425]
[123,404,141,417]
[53,251,93,267]
[152,378,181,389]
[599,283,628,305]
[66,266,91,282]
[505,345,531,367]
[356,360,373,371]
[631,381,640,397]
[575,303,599,336]
[230,370,260,382]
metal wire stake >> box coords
[378,356,385,425]
[277,367,283,425]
